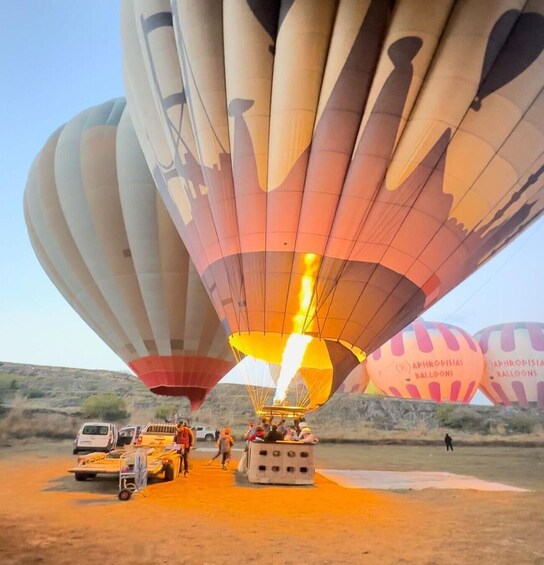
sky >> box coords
[0,2,543,403]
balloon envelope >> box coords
[121,1,544,410]
[367,319,484,403]
[24,99,233,410]
[336,364,370,395]
[474,322,544,409]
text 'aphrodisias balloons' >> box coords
[474,322,544,409]
[367,319,484,403]
[24,99,233,410]
[121,1,544,411]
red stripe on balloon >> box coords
[390,332,405,357]
[372,348,381,361]
[456,327,478,352]
[450,380,461,401]
[461,381,476,403]
[475,327,493,354]
[511,381,528,408]
[406,384,421,399]
[413,319,433,353]
[537,381,544,409]
[428,381,441,402]
[527,322,544,351]
[435,323,460,351]
[500,323,516,352]
[389,386,402,398]
[491,381,511,405]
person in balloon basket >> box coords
[218,427,235,470]
[298,427,319,444]
[444,433,453,452]
[263,424,284,443]
[175,421,194,476]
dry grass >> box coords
[0,441,543,564]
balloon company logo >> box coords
[490,358,543,379]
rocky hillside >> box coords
[1,361,543,442]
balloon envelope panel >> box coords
[367,319,484,403]
[475,322,544,409]
[121,1,544,408]
[336,363,370,395]
[24,99,233,410]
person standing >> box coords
[444,433,453,452]
[175,420,195,476]
[264,424,284,442]
[218,427,235,470]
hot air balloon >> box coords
[336,364,370,395]
[366,319,484,402]
[474,322,544,409]
[24,99,233,410]
[121,1,544,414]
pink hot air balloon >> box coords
[474,322,544,409]
[336,364,369,395]
[368,319,484,403]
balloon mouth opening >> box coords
[228,331,363,368]
[228,331,365,412]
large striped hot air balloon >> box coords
[121,1,544,413]
[367,319,484,402]
[24,99,233,410]
[474,322,544,409]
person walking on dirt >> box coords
[175,421,194,476]
[444,433,453,452]
[218,427,235,470]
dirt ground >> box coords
[0,441,543,565]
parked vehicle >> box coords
[116,425,142,447]
[73,422,118,455]
[69,445,181,484]
[192,424,217,442]
[135,422,178,448]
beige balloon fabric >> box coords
[121,1,544,409]
[475,322,544,408]
[24,98,233,410]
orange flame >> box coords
[274,253,319,403]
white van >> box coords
[73,422,118,454]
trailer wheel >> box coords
[74,473,87,481]
[205,434,214,442]
[164,463,174,482]
[73,448,79,455]
[118,489,132,501]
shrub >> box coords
[435,405,484,431]
[435,405,456,427]
[80,394,129,421]
[0,374,18,391]
[154,403,178,421]
[507,413,537,434]
[25,389,46,399]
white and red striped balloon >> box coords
[474,322,544,409]
[367,319,484,403]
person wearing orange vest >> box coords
[175,421,195,476]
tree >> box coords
[155,403,178,421]
[81,394,129,421]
